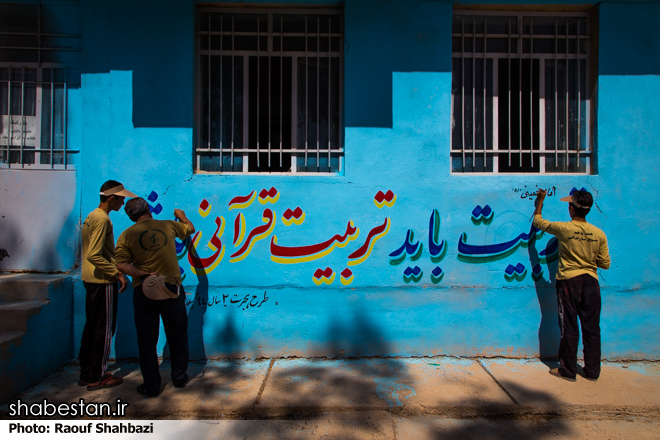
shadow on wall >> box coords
[0,172,79,272]
[344,0,452,128]
[528,242,560,359]
[81,0,193,128]
[599,4,660,76]
[0,216,68,272]
[0,216,17,272]
[114,284,138,359]
[187,272,209,362]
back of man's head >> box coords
[572,190,593,218]
[125,197,151,222]
[100,180,122,203]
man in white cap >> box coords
[533,189,611,382]
[115,197,195,397]
[80,180,137,390]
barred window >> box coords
[196,8,343,174]
[0,1,80,169]
[451,12,593,173]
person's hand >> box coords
[139,271,160,281]
[174,209,186,220]
[534,188,547,211]
[118,273,128,293]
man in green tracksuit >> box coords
[79,180,136,390]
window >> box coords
[451,11,593,173]
[196,8,344,174]
[0,1,80,169]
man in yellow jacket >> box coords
[80,180,136,390]
[533,189,611,382]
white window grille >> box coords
[451,12,592,173]
[0,1,80,169]
[1,66,74,168]
[196,8,343,174]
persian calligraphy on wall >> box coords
[149,187,564,289]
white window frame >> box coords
[195,7,344,175]
[0,64,76,170]
[451,11,593,174]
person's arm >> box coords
[597,235,611,270]
[532,189,562,236]
[117,273,128,293]
[115,235,157,283]
[174,209,195,235]
[86,218,119,279]
[116,262,157,280]
[534,189,547,217]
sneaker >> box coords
[173,373,189,389]
[136,384,160,398]
[583,375,599,382]
[549,368,577,382]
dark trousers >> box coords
[556,274,602,379]
[133,284,189,394]
[79,282,118,382]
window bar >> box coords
[483,19,487,168]
[554,19,558,166]
[242,21,249,173]
[220,16,226,167]
[207,15,211,149]
[280,17,284,168]
[256,16,261,167]
[530,19,534,168]
[268,43,271,167]
[20,67,25,167]
[539,58,546,173]
[585,17,591,173]
[565,19,569,170]
[50,67,54,167]
[37,0,41,65]
[6,67,11,164]
[461,18,465,168]
[305,17,309,169]
[327,16,331,172]
[576,23,581,158]
[290,53,298,173]
[584,21,596,172]
[493,58,499,172]
[472,18,475,167]
[63,68,68,168]
[518,16,522,168]
[338,19,344,174]
[196,21,200,171]
[508,18,511,167]
[268,15,272,168]
[316,17,320,171]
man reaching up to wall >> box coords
[533,189,611,382]
[80,180,136,390]
[115,198,195,397]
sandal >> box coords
[87,374,124,391]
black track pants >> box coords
[133,285,189,395]
[79,282,118,382]
[556,274,602,380]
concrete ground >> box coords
[2,357,660,439]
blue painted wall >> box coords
[14,0,658,360]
